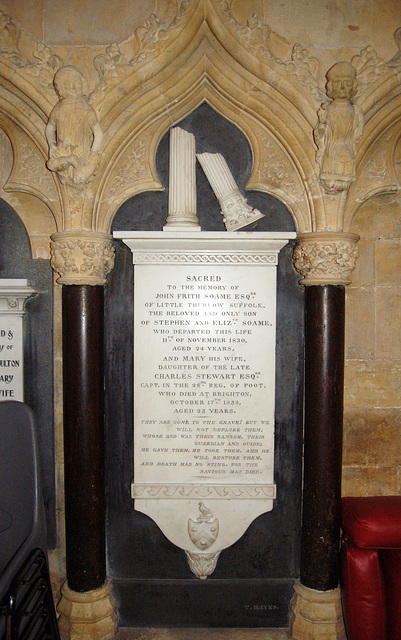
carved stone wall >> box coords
[344,191,401,496]
[0,0,400,608]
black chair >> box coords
[0,401,60,640]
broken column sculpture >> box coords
[164,127,200,230]
[197,152,264,231]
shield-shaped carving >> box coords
[188,517,219,550]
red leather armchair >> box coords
[341,496,401,640]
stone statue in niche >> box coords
[313,62,364,194]
[45,66,103,190]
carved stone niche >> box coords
[114,229,295,579]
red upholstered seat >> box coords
[341,496,401,640]
[342,496,401,548]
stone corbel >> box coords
[50,230,115,285]
[293,232,359,286]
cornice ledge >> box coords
[50,230,115,286]
[293,231,359,286]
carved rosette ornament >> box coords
[50,231,115,285]
[293,232,359,286]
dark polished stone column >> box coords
[291,231,358,639]
[52,230,116,638]
[62,284,106,592]
[300,284,345,591]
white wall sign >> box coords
[0,279,36,401]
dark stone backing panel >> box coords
[0,201,55,547]
[105,103,304,627]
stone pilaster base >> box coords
[289,582,346,640]
[57,581,116,640]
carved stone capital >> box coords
[50,231,115,285]
[293,232,359,286]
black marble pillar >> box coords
[300,284,345,591]
[62,284,106,592]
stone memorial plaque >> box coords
[115,231,295,577]
[134,263,276,486]
[0,279,36,401]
